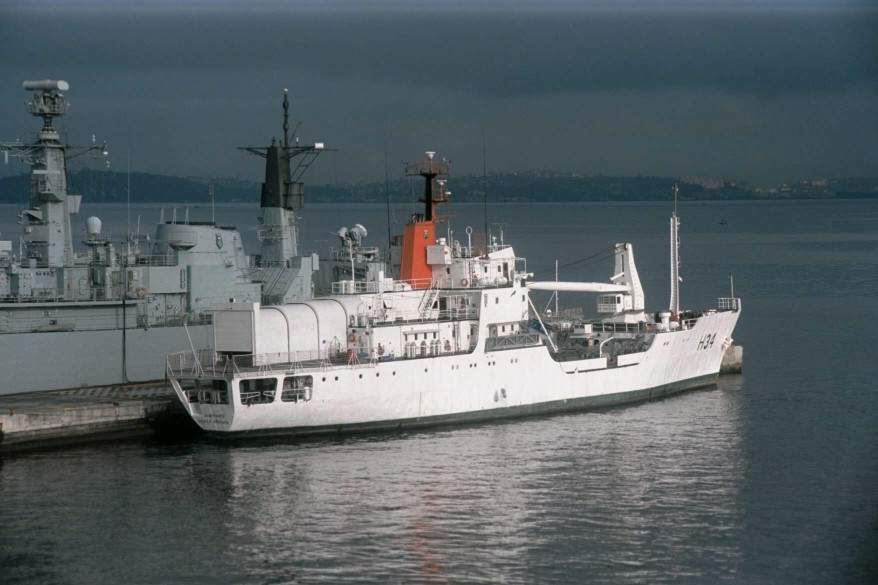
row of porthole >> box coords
[319,358,521,383]
[322,371,399,383]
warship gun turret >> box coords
[0,81,327,395]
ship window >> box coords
[495,297,499,304]
[239,377,276,405]
[282,375,312,403]
[617,296,621,303]
[185,379,228,404]
[433,332,437,339]
[210,379,229,404]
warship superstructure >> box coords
[0,80,326,395]
[167,152,741,437]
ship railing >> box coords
[358,307,480,326]
[331,277,434,295]
[0,288,124,304]
[230,351,331,374]
[588,321,654,335]
[167,349,335,379]
[716,297,741,311]
[332,280,379,294]
[168,336,491,379]
[484,332,543,352]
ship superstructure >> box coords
[0,81,327,394]
[167,152,741,437]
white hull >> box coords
[172,309,739,436]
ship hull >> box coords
[0,324,212,395]
[174,310,739,437]
[206,372,718,440]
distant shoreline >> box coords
[1,170,876,204]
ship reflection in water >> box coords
[191,379,744,583]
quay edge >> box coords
[0,384,196,453]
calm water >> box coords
[1,200,876,584]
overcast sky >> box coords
[0,1,875,185]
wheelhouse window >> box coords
[239,377,277,405]
[282,375,313,403]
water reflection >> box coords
[204,381,745,583]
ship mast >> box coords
[398,152,450,288]
[2,81,71,267]
[238,89,329,266]
[669,183,681,315]
[405,151,450,222]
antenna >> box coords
[555,259,559,316]
[384,148,392,256]
[126,150,131,252]
[482,129,489,256]
[673,182,679,216]
[209,183,216,224]
[669,182,681,315]
[282,88,290,149]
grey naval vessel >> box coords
[0,79,327,395]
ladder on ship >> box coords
[418,284,440,319]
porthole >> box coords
[334,376,339,381]
[359,374,363,379]
[321,377,326,382]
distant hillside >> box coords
[0,169,876,204]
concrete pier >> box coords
[0,383,193,453]
[721,344,744,375]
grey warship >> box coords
[0,80,326,395]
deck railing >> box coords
[331,277,433,294]
[485,332,543,352]
[717,297,741,311]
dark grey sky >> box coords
[1,1,875,185]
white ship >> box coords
[167,153,741,436]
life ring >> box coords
[460,278,469,287]
[135,287,148,299]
